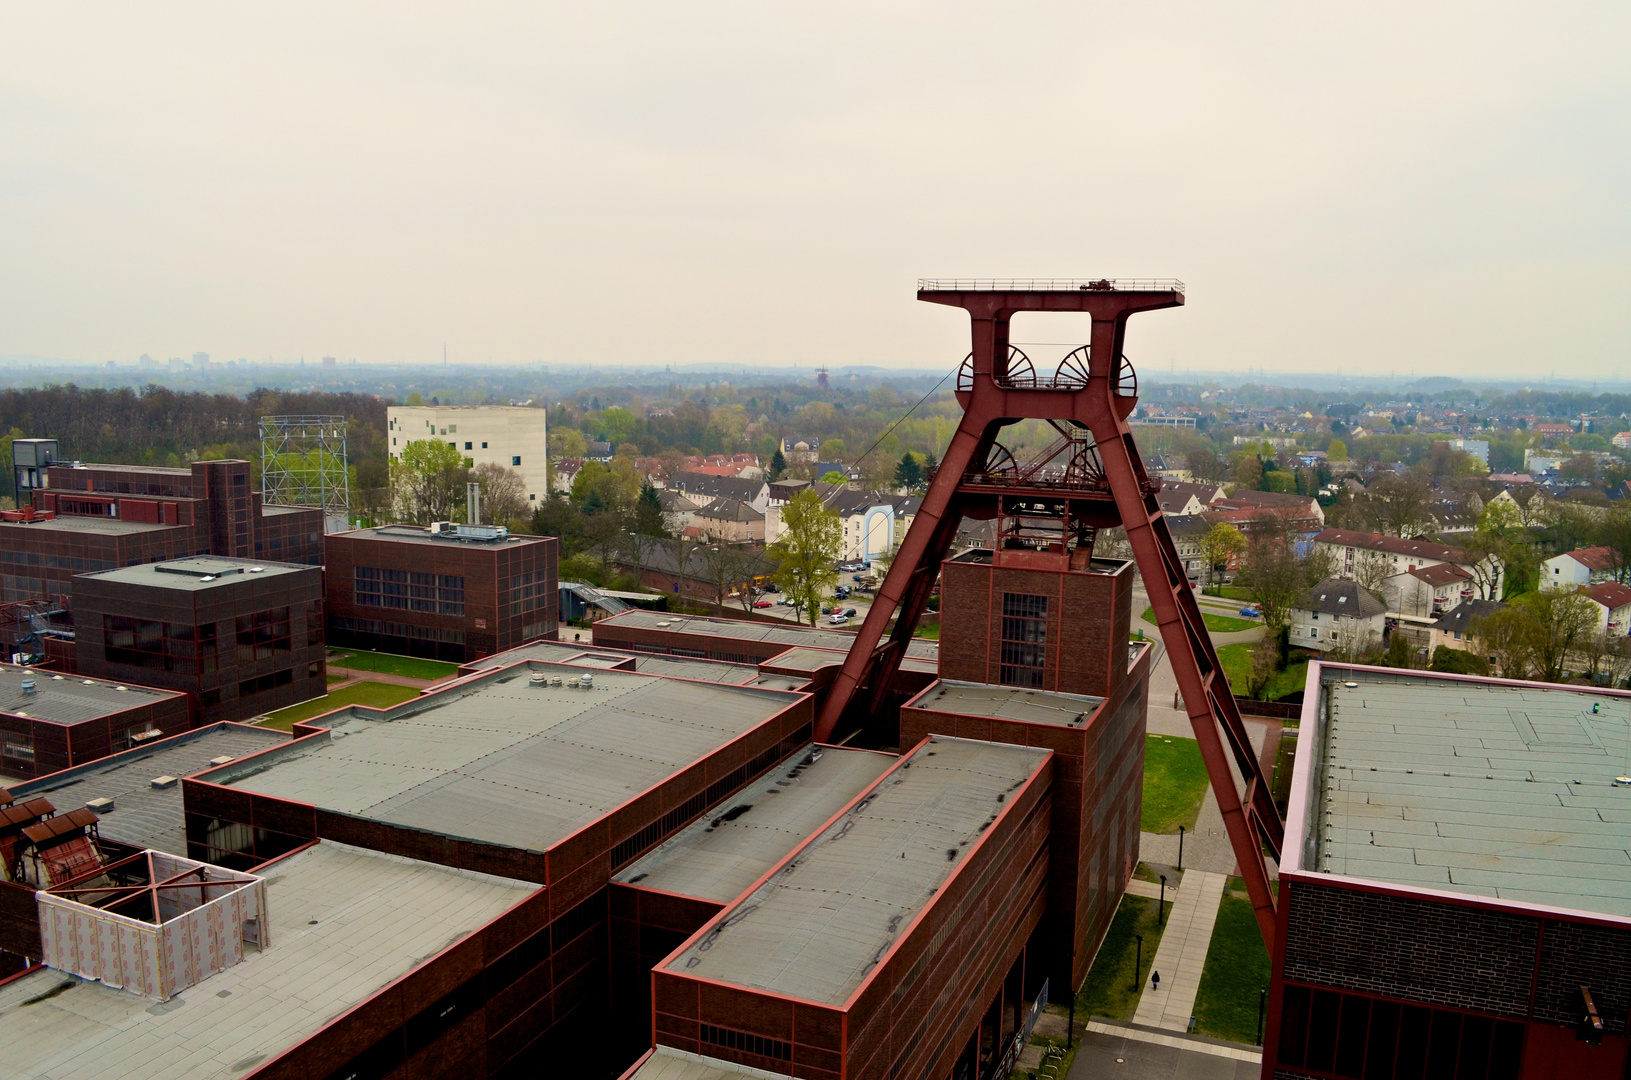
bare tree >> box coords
[471,462,529,526]
[1357,472,1436,537]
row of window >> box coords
[0,551,115,571]
[102,606,315,672]
[331,616,466,645]
[1278,984,1523,1080]
[504,569,550,616]
[354,566,465,615]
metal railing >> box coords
[918,278,1185,293]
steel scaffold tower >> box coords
[259,415,350,533]
[815,279,1286,950]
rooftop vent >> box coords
[208,755,234,766]
[85,797,115,813]
[549,675,562,687]
[528,673,547,688]
[248,567,264,573]
[130,729,163,743]
[20,679,35,695]
[580,673,594,690]
[150,776,177,789]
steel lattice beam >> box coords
[814,281,1285,951]
[259,415,350,531]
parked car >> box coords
[1239,607,1261,618]
[827,613,849,625]
[779,597,796,606]
[753,599,774,609]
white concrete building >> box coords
[1581,581,1631,637]
[1543,546,1622,588]
[1313,528,1505,604]
[1290,579,1387,655]
[387,405,550,504]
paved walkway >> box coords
[1132,870,1228,1032]
[1069,1023,1261,1079]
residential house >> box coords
[656,489,702,535]
[766,485,917,562]
[1214,488,1326,526]
[1386,562,1476,619]
[554,458,585,495]
[692,498,766,544]
[666,472,771,515]
[765,478,810,508]
[1155,480,1226,517]
[1543,545,1623,587]
[1313,528,1505,603]
[1165,515,1210,583]
[1142,455,1193,483]
[1289,578,1386,655]
[779,436,820,463]
[1580,581,1631,638]
[1427,598,1504,654]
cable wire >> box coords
[843,363,959,475]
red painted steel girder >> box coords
[815,281,1285,952]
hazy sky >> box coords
[2,4,1627,377]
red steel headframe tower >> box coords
[814,278,1284,948]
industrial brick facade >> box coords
[902,643,1151,991]
[646,742,1054,1080]
[72,557,326,726]
[324,526,557,662]
[938,550,1134,698]
[0,678,190,779]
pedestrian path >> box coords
[1131,870,1228,1032]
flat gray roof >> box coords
[10,724,287,855]
[80,556,312,591]
[666,736,1048,1005]
[629,1048,786,1080]
[908,680,1105,728]
[467,645,760,686]
[601,610,940,661]
[765,646,937,675]
[336,524,547,548]
[1305,668,1631,917]
[0,842,535,1080]
[0,516,174,536]
[0,666,185,726]
[751,674,811,692]
[212,665,800,854]
[614,746,894,903]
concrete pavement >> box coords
[1068,1024,1261,1079]
[1132,871,1229,1032]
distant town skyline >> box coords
[1,4,1626,377]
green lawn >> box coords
[1201,584,1255,601]
[1142,734,1209,833]
[1141,607,1260,634]
[327,651,459,680]
[913,622,940,640]
[257,681,422,731]
[1192,884,1273,1044]
[1216,643,1253,695]
[1262,660,1309,702]
[326,673,348,684]
[1078,895,1169,1021]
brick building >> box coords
[642,736,1053,1080]
[71,555,326,726]
[12,458,323,600]
[592,609,939,667]
[0,663,189,779]
[1268,665,1631,1078]
[939,548,1135,697]
[324,523,557,662]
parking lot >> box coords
[748,564,880,627]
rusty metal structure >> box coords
[814,278,1284,948]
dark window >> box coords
[700,1023,791,1062]
[201,689,221,707]
[235,608,291,663]
[512,455,521,466]
[1277,985,1522,1080]
[999,592,1047,688]
[464,441,473,450]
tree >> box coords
[1245,636,1279,698]
[818,438,847,460]
[1351,548,1395,602]
[922,449,940,484]
[596,407,638,448]
[1186,448,1224,482]
[1198,521,1246,586]
[1231,453,1263,491]
[1263,470,1296,493]
[1598,503,1631,584]
[551,428,588,459]
[405,391,426,406]
[392,439,468,523]
[894,452,924,493]
[1326,438,1349,462]
[1469,607,1532,678]
[1513,589,1598,682]
[470,462,528,526]
[698,543,754,615]
[1431,646,1489,676]
[1236,531,1304,631]
[1357,472,1436,537]
[1384,630,1416,670]
[769,490,841,626]
[820,470,848,485]
[634,483,669,538]
[531,493,587,555]
[767,448,787,481]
